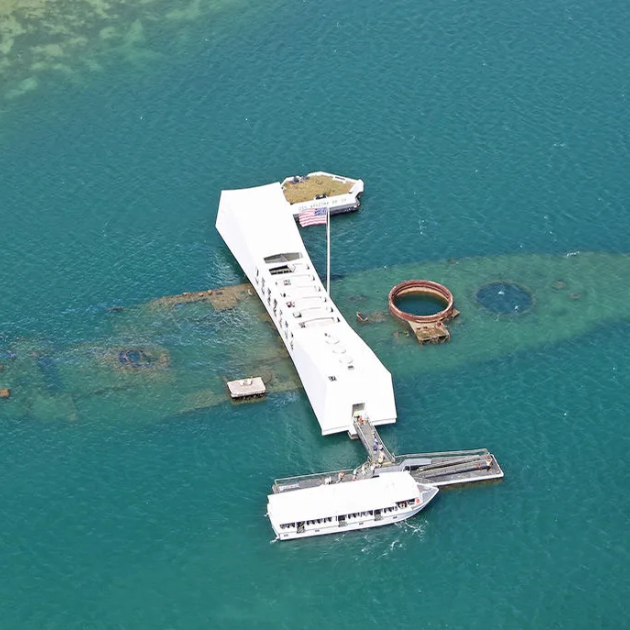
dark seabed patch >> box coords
[475,281,534,316]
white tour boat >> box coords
[267,471,438,540]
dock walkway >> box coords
[273,447,503,495]
[353,415,394,466]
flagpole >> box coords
[326,204,331,295]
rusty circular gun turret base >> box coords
[388,279,458,344]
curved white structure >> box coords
[216,182,396,435]
[267,471,438,540]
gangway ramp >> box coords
[353,415,394,466]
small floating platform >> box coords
[281,171,364,219]
[227,377,266,401]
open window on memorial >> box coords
[265,252,302,276]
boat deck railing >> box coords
[273,463,373,494]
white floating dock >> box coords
[227,377,266,400]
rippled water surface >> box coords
[1,0,629,627]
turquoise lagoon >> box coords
[0,0,629,627]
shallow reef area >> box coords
[0,0,234,104]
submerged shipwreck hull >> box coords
[1,251,630,423]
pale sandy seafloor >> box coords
[0,0,235,102]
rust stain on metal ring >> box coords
[388,279,455,324]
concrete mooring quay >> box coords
[273,416,503,494]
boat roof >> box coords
[267,472,420,524]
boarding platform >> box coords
[381,449,504,487]
[272,447,503,496]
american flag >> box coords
[298,206,328,227]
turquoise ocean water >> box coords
[1,0,629,627]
